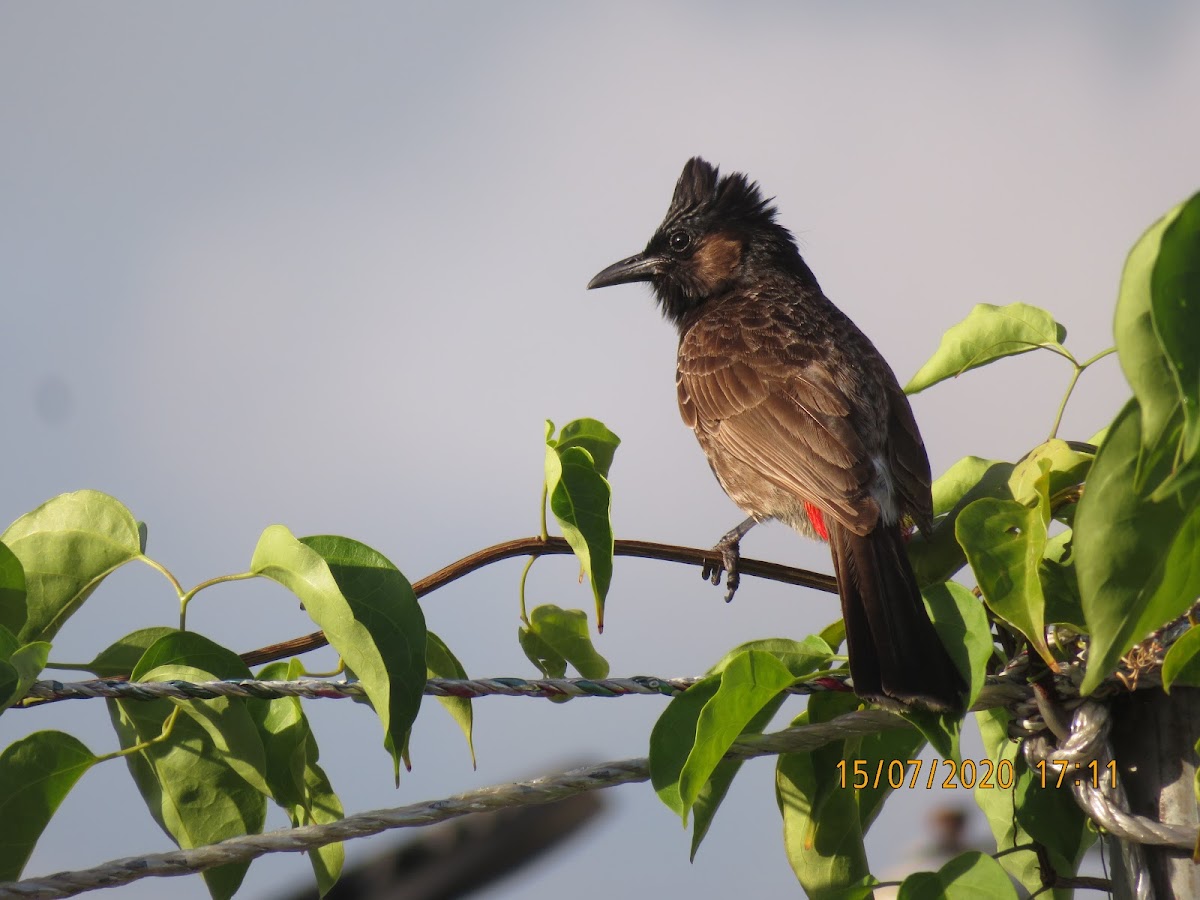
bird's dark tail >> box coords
[828,523,966,712]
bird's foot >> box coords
[702,534,742,603]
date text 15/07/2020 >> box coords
[834,758,1118,791]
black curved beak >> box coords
[586,252,667,290]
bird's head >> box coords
[587,157,813,326]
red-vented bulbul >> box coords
[587,157,965,711]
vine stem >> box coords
[1048,364,1084,440]
[179,571,259,630]
[238,536,838,668]
[139,556,184,598]
[1047,345,1116,441]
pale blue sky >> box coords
[2,4,1198,898]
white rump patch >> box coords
[870,455,899,525]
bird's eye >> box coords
[668,231,692,253]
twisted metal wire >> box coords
[21,672,1034,707]
[1021,699,1200,900]
[0,708,905,899]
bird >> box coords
[586,157,965,711]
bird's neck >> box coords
[660,256,824,336]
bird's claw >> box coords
[702,538,741,602]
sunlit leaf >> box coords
[544,435,614,630]
[254,660,343,896]
[526,604,608,679]
[251,528,426,781]
[689,635,834,859]
[518,624,566,679]
[1151,192,1200,465]
[909,457,1014,587]
[0,542,26,638]
[1162,626,1200,692]
[922,581,991,710]
[425,631,475,766]
[776,693,870,897]
[0,634,50,714]
[974,708,1091,898]
[2,490,142,643]
[0,731,98,881]
[676,651,796,819]
[1076,402,1200,694]
[905,303,1066,395]
[956,487,1056,669]
[897,850,1019,899]
[1008,439,1092,507]
[553,418,621,478]
[86,626,178,677]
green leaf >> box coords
[133,630,252,682]
[818,618,847,654]
[900,707,961,763]
[688,635,835,860]
[690,688,787,860]
[95,628,260,897]
[909,457,1015,587]
[2,490,143,643]
[855,724,927,833]
[0,731,98,880]
[109,696,264,900]
[776,692,870,898]
[253,660,343,896]
[1014,755,1095,876]
[0,636,50,714]
[0,660,16,714]
[0,541,27,637]
[1008,439,1092,507]
[974,709,1044,896]
[922,581,991,710]
[677,650,796,819]
[1152,192,1200,466]
[905,302,1067,395]
[425,631,475,766]
[130,632,272,800]
[518,625,566,678]
[1076,401,1200,694]
[1115,198,1188,451]
[709,636,833,676]
[650,673,719,815]
[545,429,614,630]
[251,528,427,782]
[973,708,1089,898]
[897,851,1019,900]
[527,604,609,679]
[1162,626,1200,692]
[957,486,1056,669]
[85,626,179,677]
[552,418,621,478]
[143,664,273,800]
[1040,532,1085,631]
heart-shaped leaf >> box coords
[0,542,26,638]
[545,421,616,630]
[1076,401,1200,694]
[2,490,143,643]
[905,303,1067,395]
[0,731,98,881]
[425,631,475,766]
[251,528,426,781]
[253,660,344,896]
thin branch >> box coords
[239,536,838,668]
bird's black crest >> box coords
[666,157,778,229]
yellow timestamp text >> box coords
[1033,758,1118,789]
[835,758,1016,790]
